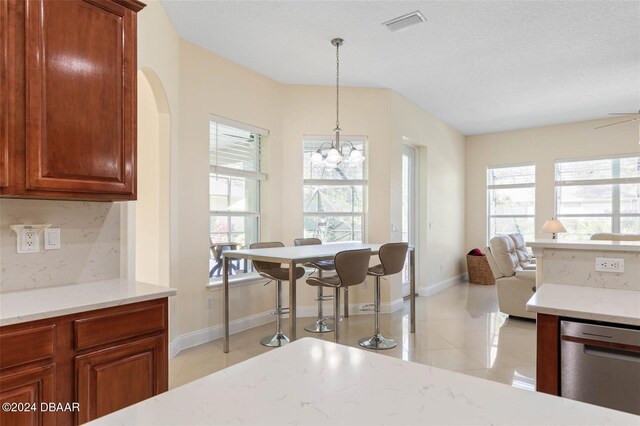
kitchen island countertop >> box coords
[527,283,640,326]
[86,338,638,425]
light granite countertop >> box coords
[527,239,640,252]
[86,338,638,425]
[0,279,177,326]
[527,283,640,326]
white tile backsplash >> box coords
[0,199,120,292]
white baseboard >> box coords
[169,310,274,358]
[417,273,467,297]
[169,297,405,358]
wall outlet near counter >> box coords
[595,257,624,273]
[10,224,51,254]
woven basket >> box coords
[466,255,495,285]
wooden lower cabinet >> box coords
[75,336,166,424]
[0,365,56,426]
[0,298,168,426]
[535,313,560,395]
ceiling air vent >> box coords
[383,11,425,32]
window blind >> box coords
[556,156,640,186]
[210,119,266,180]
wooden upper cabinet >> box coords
[0,0,8,188]
[1,0,144,201]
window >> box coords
[555,155,640,240]
[487,164,536,242]
[303,137,366,242]
[209,117,266,279]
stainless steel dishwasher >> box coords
[561,320,640,415]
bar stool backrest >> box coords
[334,248,371,287]
[293,238,322,246]
[379,242,409,276]
[250,241,284,274]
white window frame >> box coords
[208,115,268,287]
[487,163,536,243]
[554,153,640,236]
[303,135,367,243]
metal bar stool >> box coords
[294,238,336,333]
[250,242,306,347]
[359,242,408,350]
[306,248,371,343]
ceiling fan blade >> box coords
[595,117,639,129]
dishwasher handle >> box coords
[584,345,640,363]
[561,320,640,347]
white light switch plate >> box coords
[44,228,61,250]
[595,257,624,273]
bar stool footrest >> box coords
[358,304,375,312]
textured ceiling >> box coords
[161,0,640,135]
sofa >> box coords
[485,234,536,320]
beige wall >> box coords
[136,1,181,338]
[135,72,161,286]
[466,118,640,251]
[390,93,467,294]
[136,3,469,345]
[282,85,392,304]
[177,40,285,334]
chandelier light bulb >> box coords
[311,150,324,164]
[327,147,342,163]
[348,149,364,164]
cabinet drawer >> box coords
[74,304,165,351]
[0,325,55,369]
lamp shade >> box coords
[311,150,324,164]
[541,218,567,235]
[346,149,365,164]
[326,147,342,163]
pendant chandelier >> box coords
[310,38,365,168]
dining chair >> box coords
[306,248,371,343]
[294,238,336,333]
[359,242,408,350]
[250,242,306,347]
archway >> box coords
[131,68,171,286]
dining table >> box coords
[222,242,415,353]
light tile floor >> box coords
[170,282,537,391]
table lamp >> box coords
[541,218,567,239]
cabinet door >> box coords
[24,0,136,198]
[75,335,167,424]
[0,0,8,188]
[0,365,56,426]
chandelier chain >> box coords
[335,40,340,132]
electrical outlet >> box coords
[20,229,40,253]
[595,257,624,273]
[206,296,213,310]
[10,224,50,254]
